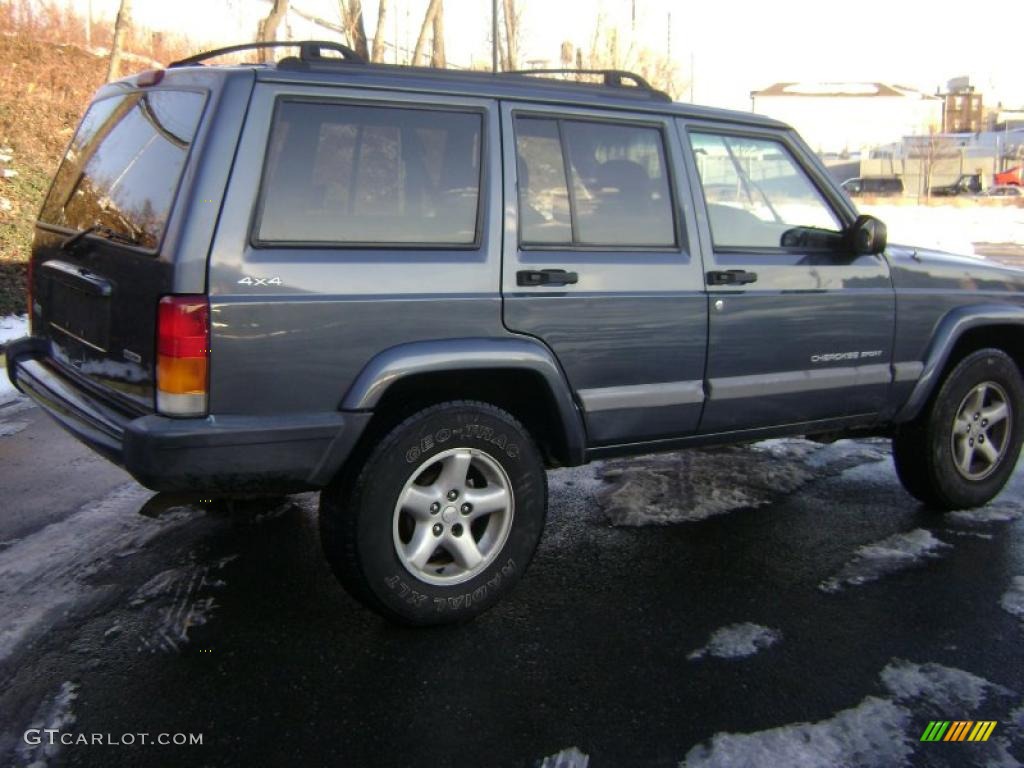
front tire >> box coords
[893,348,1024,510]
[320,401,547,626]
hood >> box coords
[886,244,1024,294]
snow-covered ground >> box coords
[0,314,28,404]
[682,660,1019,767]
[858,202,1024,257]
[0,313,27,346]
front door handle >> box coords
[517,269,579,287]
[707,269,758,286]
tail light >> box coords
[156,296,209,417]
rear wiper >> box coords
[60,225,140,251]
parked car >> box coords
[9,41,1024,625]
[929,173,983,196]
[983,185,1024,198]
[840,176,904,197]
[994,166,1022,187]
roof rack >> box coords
[505,68,657,91]
[169,40,364,68]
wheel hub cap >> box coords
[951,380,1011,481]
[392,447,515,586]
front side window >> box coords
[514,116,676,248]
[258,101,482,245]
[40,90,206,249]
[689,132,842,250]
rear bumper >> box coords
[6,336,371,493]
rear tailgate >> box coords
[30,88,207,412]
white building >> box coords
[750,82,943,155]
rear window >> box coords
[256,101,482,246]
[40,90,206,250]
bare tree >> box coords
[340,0,369,61]
[431,0,446,68]
[579,15,688,99]
[501,0,519,70]
[257,0,289,62]
[105,0,132,82]
[370,0,390,63]
[412,0,442,66]
[908,126,959,201]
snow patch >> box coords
[1001,576,1024,623]
[688,623,782,660]
[0,485,201,662]
[537,746,590,768]
[681,659,1017,768]
[819,529,950,593]
[860,203,1024,258]
[0,418,27,437]
[880,659,1013,710]
[0,314,28,346]
[129,555,236,653]
[947,504,1024,526]
[681,696,911,768]
[599,439,887,526]
[15,681,79,767]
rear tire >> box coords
[893,348,1024,510]
[319,400,547,626]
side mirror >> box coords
[850,214,887,255]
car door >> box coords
[501,103,707,446]
[678,121,896,433]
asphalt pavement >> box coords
[0,397,1022,767]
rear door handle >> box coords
[706,269,758,286]
[517,269,579,287]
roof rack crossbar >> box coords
[169,40,364,68]
[505,68,655,91]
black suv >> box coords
[8,42,1024,624]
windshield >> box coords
[39,89,206,250]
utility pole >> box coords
[85,0,92,48]
[492,0,498,72]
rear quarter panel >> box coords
[206,83,508,415]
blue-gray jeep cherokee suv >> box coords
[8,41,1024,624]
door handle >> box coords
[706,269,758,286]
[517,269,579,287]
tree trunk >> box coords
[430,0,445,68]
[257,0,289,63]
[105,0,131,82]
[370,0,389,63]
[412,0,442,66]
[501,0,517,71]
[341,0,369,61]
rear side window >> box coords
[514,116,676,248]
[257,101,482,246]
[40,90,206,250]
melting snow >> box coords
[537,746,590,768]
[0,313,27,345]
[681,660,1018,768]
[819,529,950,593]
[15,681,79,767]
[130,555,236,653]
[0,418,27,437]
[688,623,782,661]
[947,504,1024,526]
[1001,576,1024,623]
[598,438,887,526]
[0,484,201,662]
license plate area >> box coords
[46,274,111,352]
